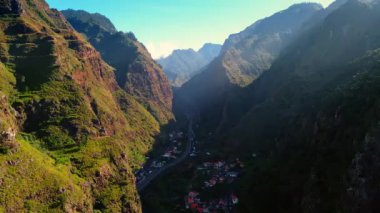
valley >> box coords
[136,118,195,192]
[140,122,243,213]
[1,0,380,212]
[141,0,380,212]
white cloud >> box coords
[145,41,179,59]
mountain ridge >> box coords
[157,43,221,87]
[175,2,324,129]
[62,9,174,124]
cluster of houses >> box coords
[181,158,243,212]
[169,130,184,141]
[185,191,239,213]
[162,130,185,158]
[151,160,166,168]
[162,146,181,159]
[196,159,243,188]
[136,130,185,183]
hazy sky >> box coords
[47,0,334,58]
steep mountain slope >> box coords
[229,0,380,145]
[157,43,221,86]
[235,49,380,213]
[176,3,323,125]
[0,0,160,211]
[206,0,380,211]
[63,9,174,124]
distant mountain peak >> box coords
[158,43,222,86]
[198,43,222,57]
[200,43,221,49]
[172,48,197,54]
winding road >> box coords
[137,119,195,192]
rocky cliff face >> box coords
[63,10,174,124]
[0,94,17,153]
[0,0,159,211]
[121,40,174,124]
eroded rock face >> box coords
[0,95,18,152]
[0,127,18,152]
[0,127,16,142]
[124,47,174,123]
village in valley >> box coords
[137,125,243,213]
[184,158,243,213]
[185,191,239,213]
[135,130,186,184]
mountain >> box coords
[175,3,323,129]
[59,9,116,33]
[62,9,174,124]
[210,2,323,86]
[145,0,380,212]
[157,43,221,86]
[198,43,222,60]
[0,0,163,211]
[197,0,380,211]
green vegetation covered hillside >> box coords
[0,0,165,211]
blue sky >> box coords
[47,0,334,58]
